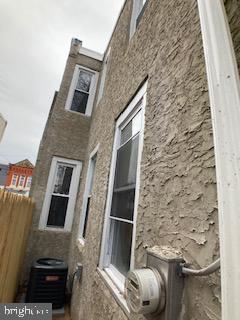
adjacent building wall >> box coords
[0,164,8,187]
[0,113,7,142]
[68,0,220,319]
[225,0,240,74]
[23,40,102,280]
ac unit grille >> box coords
[26,258,68,309]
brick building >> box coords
[5,159,34,196]
[24,1,240,319]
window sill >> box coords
[64,108,91,118]
[38,226,71,233]
[96,267,130,318]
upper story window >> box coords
[26,176,32,189]
[130,0,148,38]
[99,81,147,292]
[39,157,82,232]
[65,65,99,116]
[11,174,18,186]
[78,145,98,242]
[97,48,111,105]
[18,175,25,187]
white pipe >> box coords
[197,0,240,319]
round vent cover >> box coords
[125,268,164,315]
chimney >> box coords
[70,38,82,56]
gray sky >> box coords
[0,0,124,165]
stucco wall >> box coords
[23,43,102,281]
[225,0,240,75]
[68,1,221,320]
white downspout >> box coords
[197,0,240,319]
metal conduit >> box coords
[181,258,220,277]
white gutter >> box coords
[197,1,240,319]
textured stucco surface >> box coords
[23,43,102,281]
[225,0,240,75]
[68,1,221,320]
[24,0,240,317]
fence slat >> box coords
[0,191,34,302]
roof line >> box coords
[104,0,128,55]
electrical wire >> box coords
[181,258,220,276]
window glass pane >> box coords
[18,176,25,187]
[47,195,69,227]
[83,196,91,238]
[121,121,132,145]
[120,110,141,145]
[12,174,18,185]
[76,70,92,92]
[26,176,32,188]
[88,156,97,195]
[110,220,133,276]
[71,91,89,114]
[111,189,135,221]
[114,134,139,189]
[132,110,142,137]
[54,165,73,195]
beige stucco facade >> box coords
[25,0,240,319]
[23,39,102,280]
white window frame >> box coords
[78,144,99,243]
[25,176,32,189]
[11,174,18,186]
[39,157,82,232]
[130,0,148,38]
[18,175,26,187]
[99,81,147,292]
[97,48,111,105]
[65,65,99,116]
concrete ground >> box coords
[53,306,71,320]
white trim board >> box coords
[79,47,103,61]
[78,144,99,242]
[197,1,240,319]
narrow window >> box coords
[130,0,148,38]
[66,65,99,116]
[26,176,32,188]
[39,157,82,232]
[100,82,147,291]
[79,146,98,241]
[11,174,18,186]
[97,48,111,105]
[18,175,25,187]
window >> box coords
[65,65,99,116]
[99,82,147,292]
[97,48,111,104]
[18,175,25,187]
[39,157,82,232]
[11,174,18,186]
[78,145,98,241]
[26,176,32,189]
[130,0,148,38]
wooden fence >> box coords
[0,190,34,302]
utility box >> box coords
[125,246,184,320]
